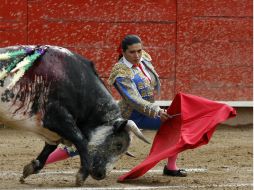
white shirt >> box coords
[122,56,151,81]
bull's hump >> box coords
[47,46,73,56]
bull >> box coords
[0,45,149,186]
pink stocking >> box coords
[166,154,178,170]
[46,148,70,165]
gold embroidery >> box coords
[137,82,144,89]
[108,52,161,118]
[58,144,76,153]
[141,90,146,97]
[142,50,152,61]
[108,63,133,85]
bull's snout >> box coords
[90,169,106,180]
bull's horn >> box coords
[126,151,136,158]
[126,120,150,144]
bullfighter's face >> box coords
[123,43,142,65]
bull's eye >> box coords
[116,143,123,151]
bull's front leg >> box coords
[42,102,90,186]
[20,143,57,183]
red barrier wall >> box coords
[0,0,252,101]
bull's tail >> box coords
[0,46,48,89]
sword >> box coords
[168,113,181,118]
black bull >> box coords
[0,45,149,186]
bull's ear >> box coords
[113,119,128,132]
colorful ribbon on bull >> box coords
[0,46,48,89]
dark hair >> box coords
[121,35,142,52]
[118,35,142,60]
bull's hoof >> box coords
[19,176,25,184]
[21,160,40,180]
[75,169,89,187]
[75,172,84,187]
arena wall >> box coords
[0,0,252,101]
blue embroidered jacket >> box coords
[108,51,161,119]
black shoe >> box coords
[163,166,187,177]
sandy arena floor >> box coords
[0,124,252,190]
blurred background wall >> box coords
[0,0,252,103]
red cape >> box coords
[118,93,236,181]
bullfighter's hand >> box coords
[159,109,170,122]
